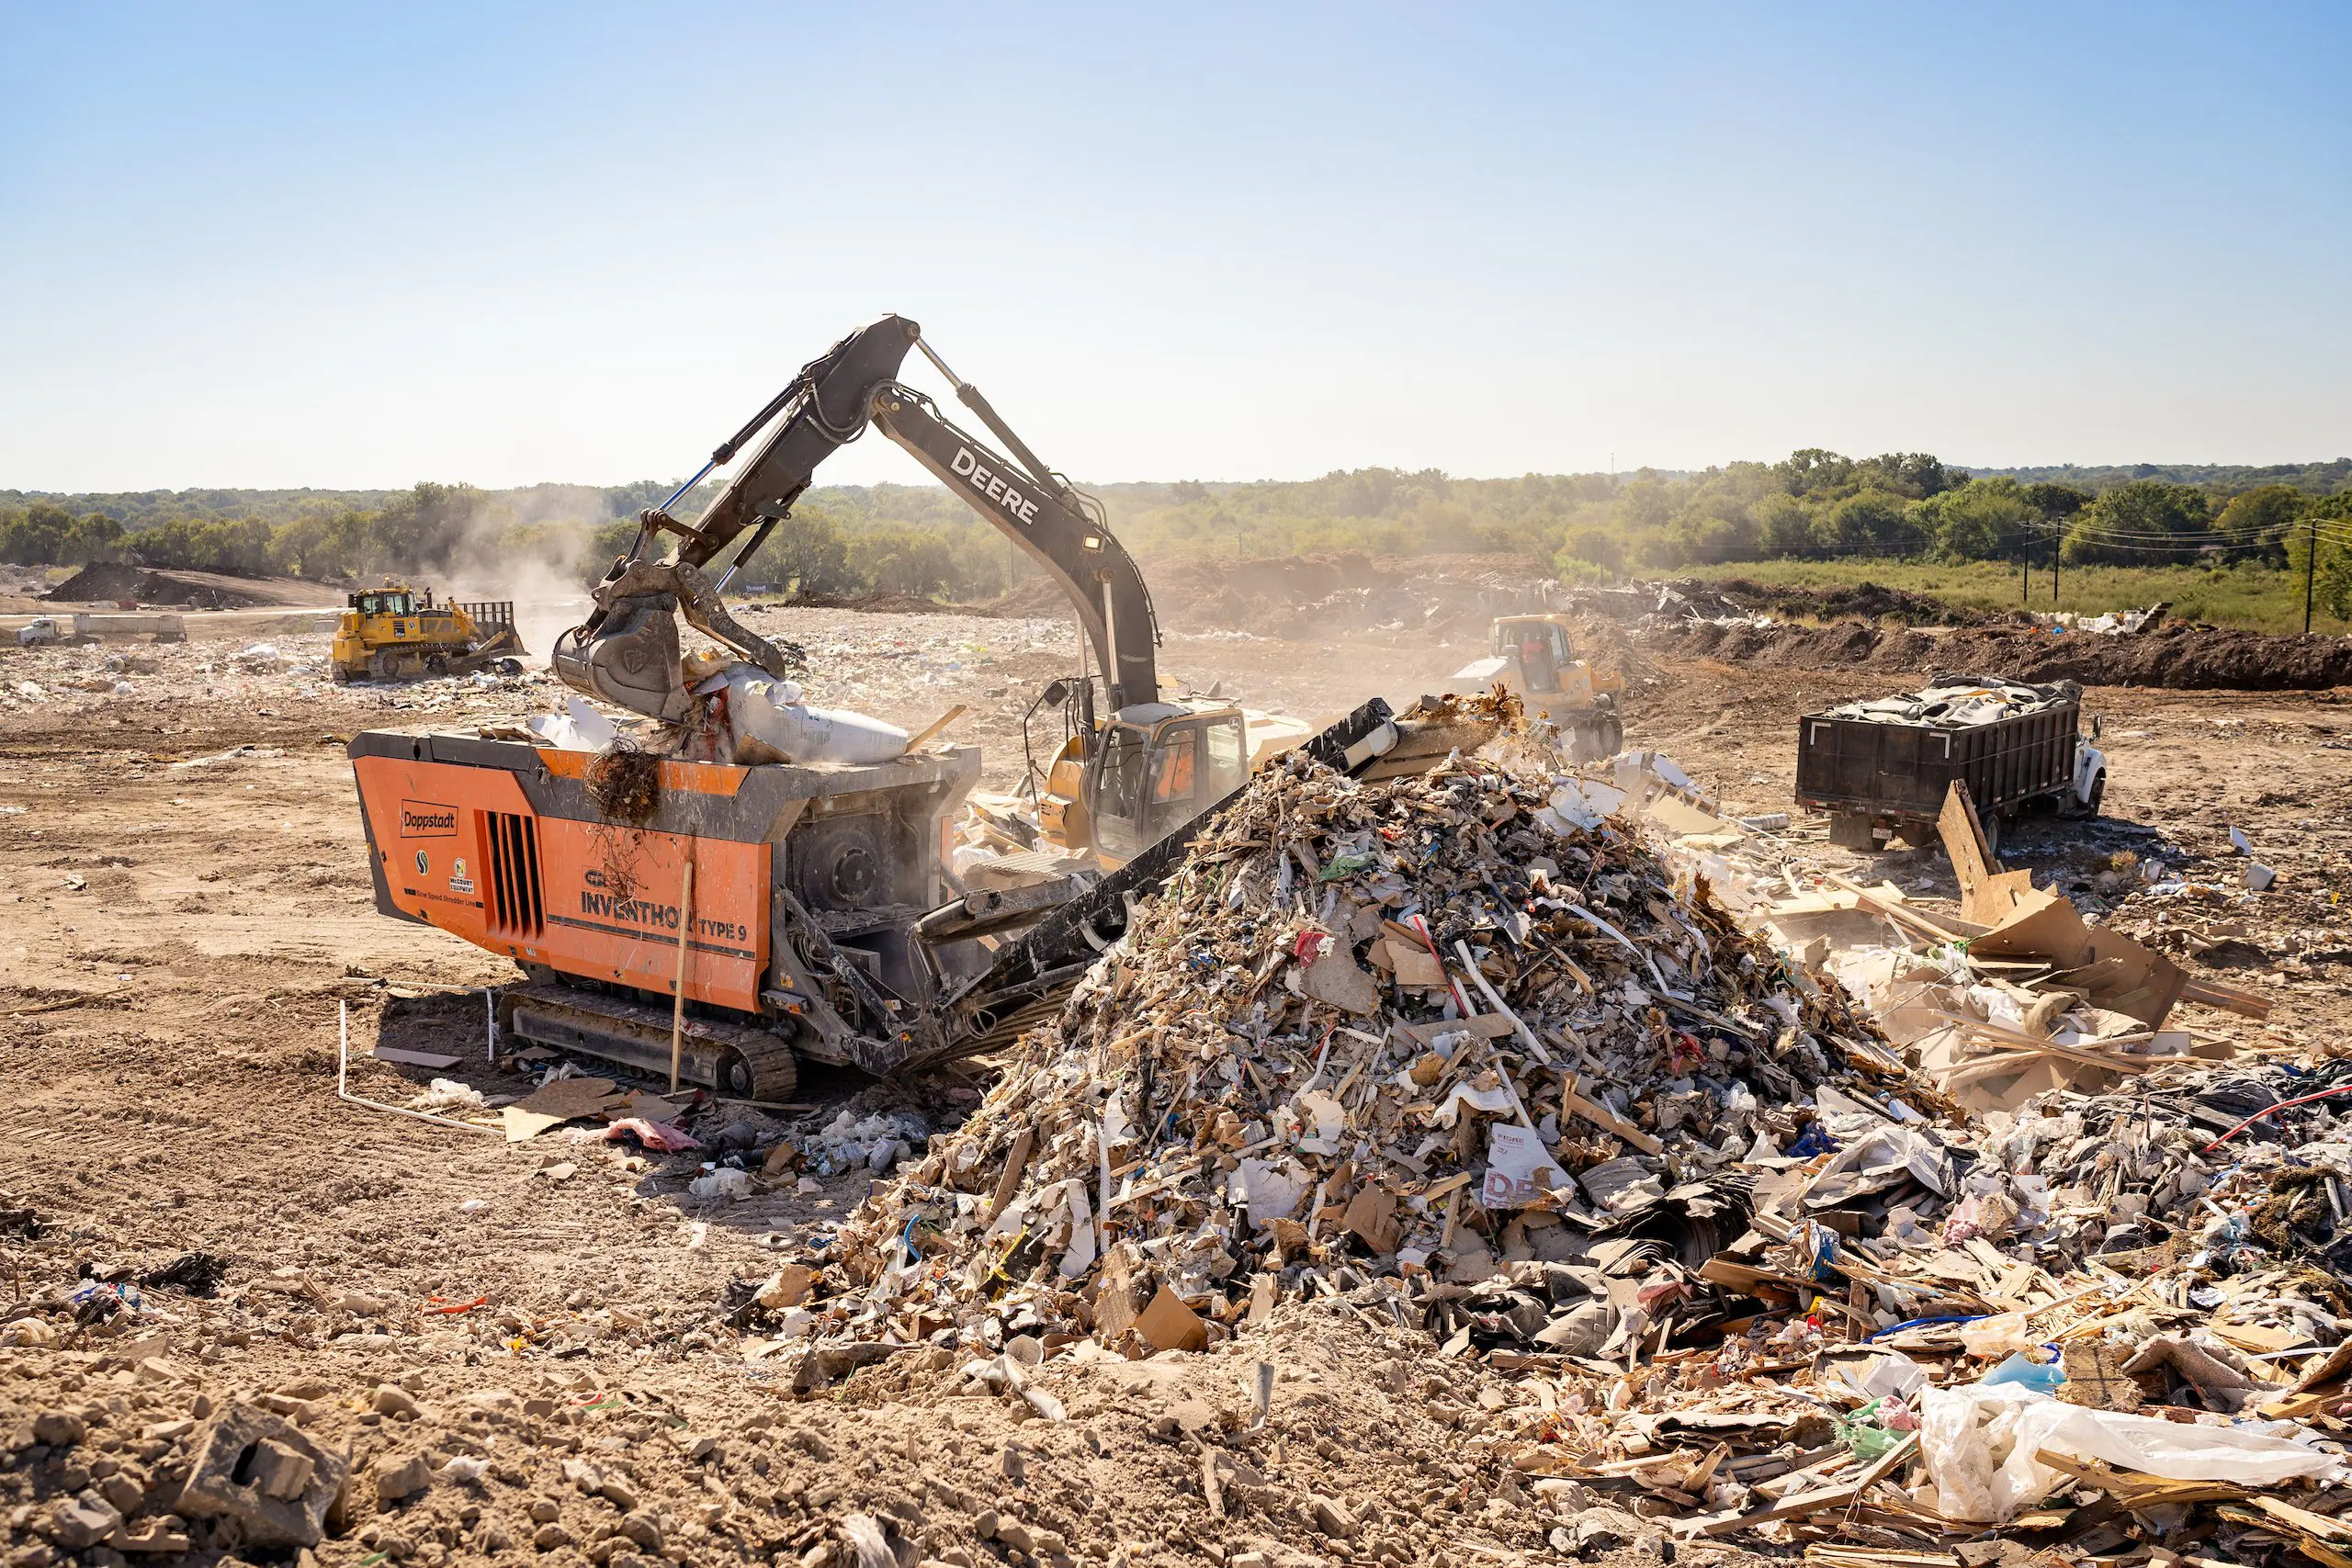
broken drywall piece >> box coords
[1233,1158,1311,1228]
[526,695,618,753]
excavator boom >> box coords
[556,315,1159,721]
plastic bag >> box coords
[1920,1382,2003,1521]
[1983,1349,2065,1395]
[688,1168,752,1201]
[1837,1398,1903,1461]
[1960,1311,2043,1360]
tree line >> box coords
[5,454,2349,616]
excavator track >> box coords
[497,981,801,1102]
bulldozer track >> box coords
[497,981,800,1100]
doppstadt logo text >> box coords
[399,800,459,838]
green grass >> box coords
[1679,558,2349,637]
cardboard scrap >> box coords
[1297,948,1382,1015]
[503,1106,568,1143]
[1340,1184,1402,1253]
[1134,1283,1208,1352]
[512,1076,618,1120]
[1939,781,2037,927]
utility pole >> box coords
[2052,538,2060,609]
[2021,543,2030,605]
[2307,510,2320,635]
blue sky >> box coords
[2,3,2346,491]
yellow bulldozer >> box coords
[1449,612,1625,761]
[331,584,528,682]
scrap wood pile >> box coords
[750,745,2352,1556]
[1752,781,2275,1113]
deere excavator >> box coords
[347,315,1496,1100]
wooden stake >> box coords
[903,703,969,751]
[670,857,695,1092]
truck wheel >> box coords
[1601,714,1623,756]
[1978,807,2004,858]
[2069,773,2106,819]
[1828,812,1877,851]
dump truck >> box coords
[17,611,187,647]
[349,316,1498,1099]
[1795,674,2108,853]
[331,586,527,682]
[1447,613,1624,761]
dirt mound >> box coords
[42,560,148,603]
[1710,575,1980,626]
[46,564,342,610]
[1643,615,2352,691]
[989,550,1557,639]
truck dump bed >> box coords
[1796,675,2081,824]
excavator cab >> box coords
[1084,705,1250,863]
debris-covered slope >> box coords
[801,747,1917,1360]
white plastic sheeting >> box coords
[1919,1380,2339,1522]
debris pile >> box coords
[1821,675,2079,728]
[791,741,1911,1359]
[0,628,552,720]
[763,744,2352,1555]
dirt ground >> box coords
[4,602,2348,1568]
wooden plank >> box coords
[2031,1449,2250,1505]
[1563,1074,1664,1156]
[1679,1434,1915,1538]
[373,1045,464,1069]
[2178,977,2272,1020]
[1825,874,1978,942]
[989,1126,1035,1221]
[1939,781,1995,898]
[903,703,969,751]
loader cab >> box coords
[1493,616,1572,694]
[1087,704,1250,863]
[351,591,419,618]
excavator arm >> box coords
[553,314,1159,722]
